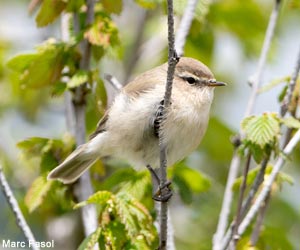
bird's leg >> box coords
[146,165,172,202]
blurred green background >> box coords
[0,0,300,249]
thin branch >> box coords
[280,45,300,116]
[213,2,281,248]
[250,190,271,246]
[158,0,178,249]
[245,0,281,117]
[61,0,98,237]
[213,150,241,249]
[104,73,123,91]
[240,157,269,219]
[237,128,300,236]
[175,0,199,56]
[0,165,40,250]
[232,153,251,246]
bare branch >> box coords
[280,45,300,116]
[245,0,281,117]
[175,0,199,56]
[232,153,251,245]
[104,73,123,91]
[237,128,300,236]
[213,2,282,248]
[250,191,271,246]
[158,0,178,249]
[61,0,98,237]
[0,165,39,250]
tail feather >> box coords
[47,145,98,184]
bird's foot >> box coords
[153,181,173,202]
[146,165,173,202]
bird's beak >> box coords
[207,79,227,87]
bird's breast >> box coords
[161,87,213,165]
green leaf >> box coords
[74,190,113,209]
[36,0,67,27]
[241,113,280,147]
[8,40,72,89]
[233,165,294,191]
[25,174,53,212]
[52,81,67,96]
[258,76,290,93]
[78,228,101,250]
[102,0,123,14]
[172,163,211,204]
[134,0,161,9]
[84,15,120,49]
[66,0,85,12]
[281,116,300,129]
[17,137,49,156]
[7,54,38,72]
[67,70,89,89]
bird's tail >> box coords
[47,144,98,184]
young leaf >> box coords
[35,0,67,27]
[241,113,280,147]
[74,190,113,209]
[78,227,102,250]
[8,40,73,89]
[281,116,300,129]
[67,70,89,89]
[25,174,53,212]
[84,15,120,49]
[6,54,38,72]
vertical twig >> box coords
[0,165,40,250]
[250,191,271,246]
[63,0,98,237]
[237,129,300,236]
[232,153,251,246]
[213,2,281,248]
[175,0,199,56]
[280,45,300,117]
[158,0,178,249]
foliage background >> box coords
[0,0,300,249]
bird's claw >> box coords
[152,180,173,202]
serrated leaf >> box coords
[241,113,280,147]
[78,227,101,250]
[8,40,72,89]
[281,116,300,129]
[67,71,89,89]
[74,190,113,209]
[36,0,67,27]
[25,174,53,212]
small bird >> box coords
[48,57,226,187]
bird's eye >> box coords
[185,77,196,84]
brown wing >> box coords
[89,112,109,139]
[89,63,167,140]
